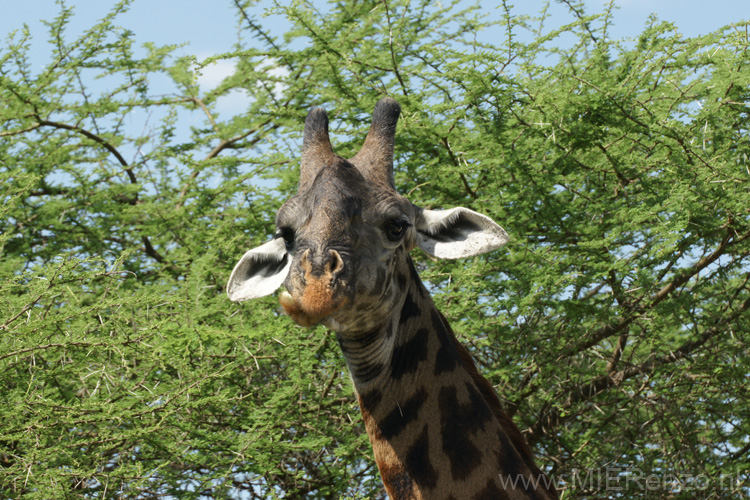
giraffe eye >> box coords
[385,220,410,242]
[276,227,295,251]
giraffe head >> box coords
[227,98,508,333]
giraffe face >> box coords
[226,98,509,333]
[274,158,416,333]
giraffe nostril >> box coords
[328,249,345,278]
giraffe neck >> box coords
[336,260,557,500]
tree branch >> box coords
[560,228,750,359]
[37,119,137,186]
[0,122,42,137]
[187,96,220,134]
[382,0,409,97]
[440,136,477,199]
[174,120,279,208]
[36,119,172,266]
[529,293,750,445]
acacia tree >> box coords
[1,0,748,498]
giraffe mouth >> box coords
[279,247,351,327]
[279,286,349,327]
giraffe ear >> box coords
[415,207,509,259]
[227,237,292,302]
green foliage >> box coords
[1,0,749,498]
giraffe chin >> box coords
[279,289,348,328]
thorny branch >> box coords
[30,119,168,265]
[560,228,750,359]
[382,0,409,97]
[528,293,750,446]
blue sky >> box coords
[2,0,746,145]
[3,0,747,67]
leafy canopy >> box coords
[1,0,749,498]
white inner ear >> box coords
[416,207,509,259]
[226,237,292,302]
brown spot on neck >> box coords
[355,300,557,500]
[434,309,557,498]
[437,309,537,464]
[379,462,416,500]
[351,259,557,499]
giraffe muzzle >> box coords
[279,248,349,327]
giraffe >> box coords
[227,98,558,500]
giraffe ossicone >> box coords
[228,98,557,499]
